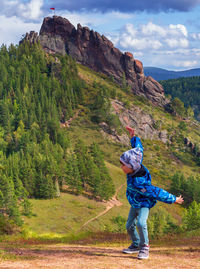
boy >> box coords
[120,126,183,260]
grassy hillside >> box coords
[22,62,200,240]
[23,163,127,234]
[77,64,199,174]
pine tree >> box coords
[74,140,88,188]
[86,156,102,197]
[35,172,55,199]
[0,173,21,224]
[170,173,181,195]
[90,142,115,200]
[183,201,200,231]
[65,154,82,194]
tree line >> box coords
[160,76,200,121]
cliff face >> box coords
[22,16,168,106]
[105,99,169,144]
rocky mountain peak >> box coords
[22,16,168,107]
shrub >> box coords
[148,207,178,238]
[178,121,187,131]
[0,216,16,235]
[182,201,200,231]
[111,215,126,233]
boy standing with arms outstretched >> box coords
[120,126,183,260]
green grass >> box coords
[77,64,151,109]
[23,193,105,234]
[23,161,126,235]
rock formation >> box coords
[110,100,169,143]
[184,137,200,157]
[22,16,168,106]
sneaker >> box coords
[122,243,140,254]
[138,245,149,260]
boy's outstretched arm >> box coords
[134,185,183,205]
[126,126,144,153]
[126,126,135,138]
[175,195,184,204]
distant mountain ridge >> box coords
[144,67,200,81]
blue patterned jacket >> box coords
[126,137,176,208]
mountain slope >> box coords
[22,62,200,237]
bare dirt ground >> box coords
[0,241,200,269]
[1,186,200,268]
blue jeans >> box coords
[126,207,149,247]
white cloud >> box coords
[169,24,188,37]
[119,36,162,50]
[124,23,137,36]
[1,0,44,21]
[114,22,190,51]
[60,12,95,28]
[133,51,144,57]
[165,38,189,48]
[23,0,43,20]
[192,48,200,56]
[190,33,200,40]
[142,47,200,70]
[141,22,166,37]
[110,11,134,19]
[108,21,200,70]
[0,15,41,45]
[60,11,134,30]
[173,60,198,68]
[118,23,164,50]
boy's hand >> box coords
[175,195,184,204]
[126,126,135,137]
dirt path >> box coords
[81,183,125,228]
[60,110,80,128]
[0,242,200,269]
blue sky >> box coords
[1,0,200,70]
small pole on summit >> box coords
[50,7,55,16]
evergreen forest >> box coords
[0,42,115,228]
[160,76,200,121]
